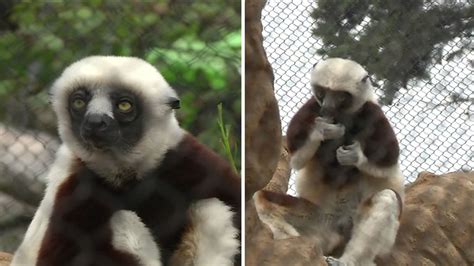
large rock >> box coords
[245,0,282,201]
[377,171,474,265]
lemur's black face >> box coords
[313,85,353,118]
[68,85,144,152]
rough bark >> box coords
[245,140,329,266]
[262,137,290,194]
[246,201,326,266]
[244,0,282,201]
[0,252,12,266]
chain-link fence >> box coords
[262,1,473,195]
[0,1,241,254]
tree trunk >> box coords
[244,0,282,201]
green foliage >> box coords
[217,103,238,174]
[0,0,241,169]
[312,0,473,104]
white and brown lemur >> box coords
[255,58,403,266]
[12,56,241,266]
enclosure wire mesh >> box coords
[261,1,473,195]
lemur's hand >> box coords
[336,141,363,166]
[313,117,345,141]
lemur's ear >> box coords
[361,75,370,83]
[168,97,180,109]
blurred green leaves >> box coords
[217,103,238,174]
[147,30,240,91]
[0,0,241,169]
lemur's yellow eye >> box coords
[72,99,86,109]
[118,101,132,112]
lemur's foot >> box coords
[324,256,346,266]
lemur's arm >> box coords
[337,102,400,178]
[287,98,345,170]
[162,133,241,265]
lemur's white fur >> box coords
[50,56,185,186]
[12,145,79,265]
[358,160,402,180]
[110,211,161,266]
[311,58,377,112]
[86,89,114,118]
[190,198,240,266]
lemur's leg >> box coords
[327,189,401,266]
[170,198,239,266]
[110,210,161,266]
[291,117,345,170]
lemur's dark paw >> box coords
[336,141,362,166]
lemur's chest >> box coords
[118,175,193,260]
[314,117,366,187]
[55,169,195,265]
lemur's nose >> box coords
[320,107,335,118]
[83,114,112,133]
